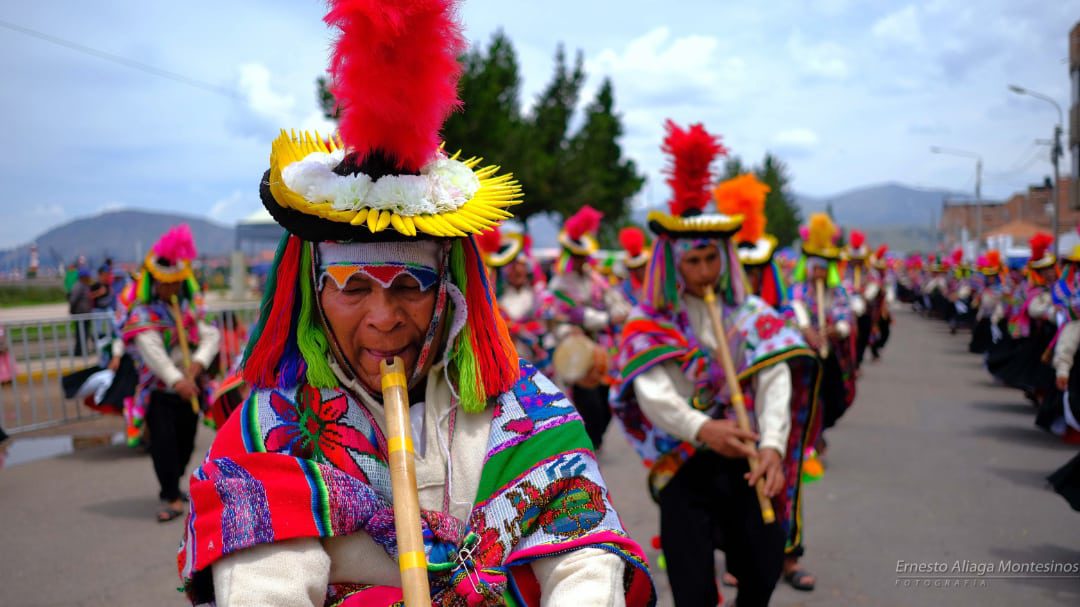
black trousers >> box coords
[871,316,891,357]
[146,390,199,502]
[660,451,784,607]
[855,313,873,367]
[571,384,611,449]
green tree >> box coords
[757,153,803,247]
[514,45,585,231]
[316,75,339,121]
[564,78,645,245]
[441,30,522,174]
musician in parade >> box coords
[841,231,873,367]
[715,172,822,593]
[610,121,816,607]
[617,226,650,306]
[986,233,1059,403]
[789,213,856,436]
[476,227,553,370]
[547,205,631,449]
[177,2,653,605]
[118,224,220,522]
[862,245,894,361]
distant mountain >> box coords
[796,182,960,229]
[1,210,234,272]
[522,182,957,254]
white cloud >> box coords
[97,201,127,214]
[591,27,746,105]
[787,33,850,80]
[208,190,257,224]
[773,128,820,149]
[872,5,924,47]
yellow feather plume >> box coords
[807,212,837,252]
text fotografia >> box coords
[896,559,1080,579]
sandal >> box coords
[157,506,185,523]
[784,568,815,591]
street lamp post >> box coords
[1009,84,1064,256]
[931,146,983,256]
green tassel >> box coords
[449,241,484,413]
[827,262,842,288]
[792,256,807,284]
[297,243,336,388]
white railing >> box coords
[0,302,261,434]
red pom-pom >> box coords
[650,535,662,550]
[662,120,727,216]
[565,206,603,240]
[325,0,465,172]
[985,249,1001,268]
[849,230,865,249]
[475,227,503,255]
[619,227,646,257]
[950,247,963,265]
[1029,232,1053,260]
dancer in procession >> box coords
[178,2,653,605]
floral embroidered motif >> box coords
[754,314,786,341]
[264,386,375,482]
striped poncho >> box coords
[179,361,654,606]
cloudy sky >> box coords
[0,0,1076,248]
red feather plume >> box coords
[849,230,865,249]
[324,0,465,172]
[662,120,726,216]
[985,249,1001,268]
[874,244,888,259]
[475,227,503,255]
[1029,232,1053,260]
[565,205,603,240]
[619,227,646,257]
[950,247,963,265]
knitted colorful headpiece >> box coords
[792,213,842,287]
[243,0,520,413]
[1027,232,1056,270]
[643,120,745,311]
[872,244,889,270]
[120,224,201,307]
[845,229,869,263]
[558,205,603,258]
[475,226,524,269]
[618,226,650,270]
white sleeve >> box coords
[192,321,222,369]
[755,363,791,457]
[835,320,851,338]
[532,548,626,607]
[633,362,711,444]
[582,307,612,332]
[111,338,124,358]
[792,301,811,329]
[863,283,880,301]
[1028,292,1055,320]
[133,331,185,387]
[1054,323,1080,379]
[213,538,330,607]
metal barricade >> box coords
[0,302,260,435]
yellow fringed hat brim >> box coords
[737,235,778,267]
[558,231,599,257]
[267,130,521,239]
[647,211,744,239]
[485,233,525,268]
[144,253,194,284]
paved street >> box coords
[2,308,1078,606]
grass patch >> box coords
[0,284,68,308]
